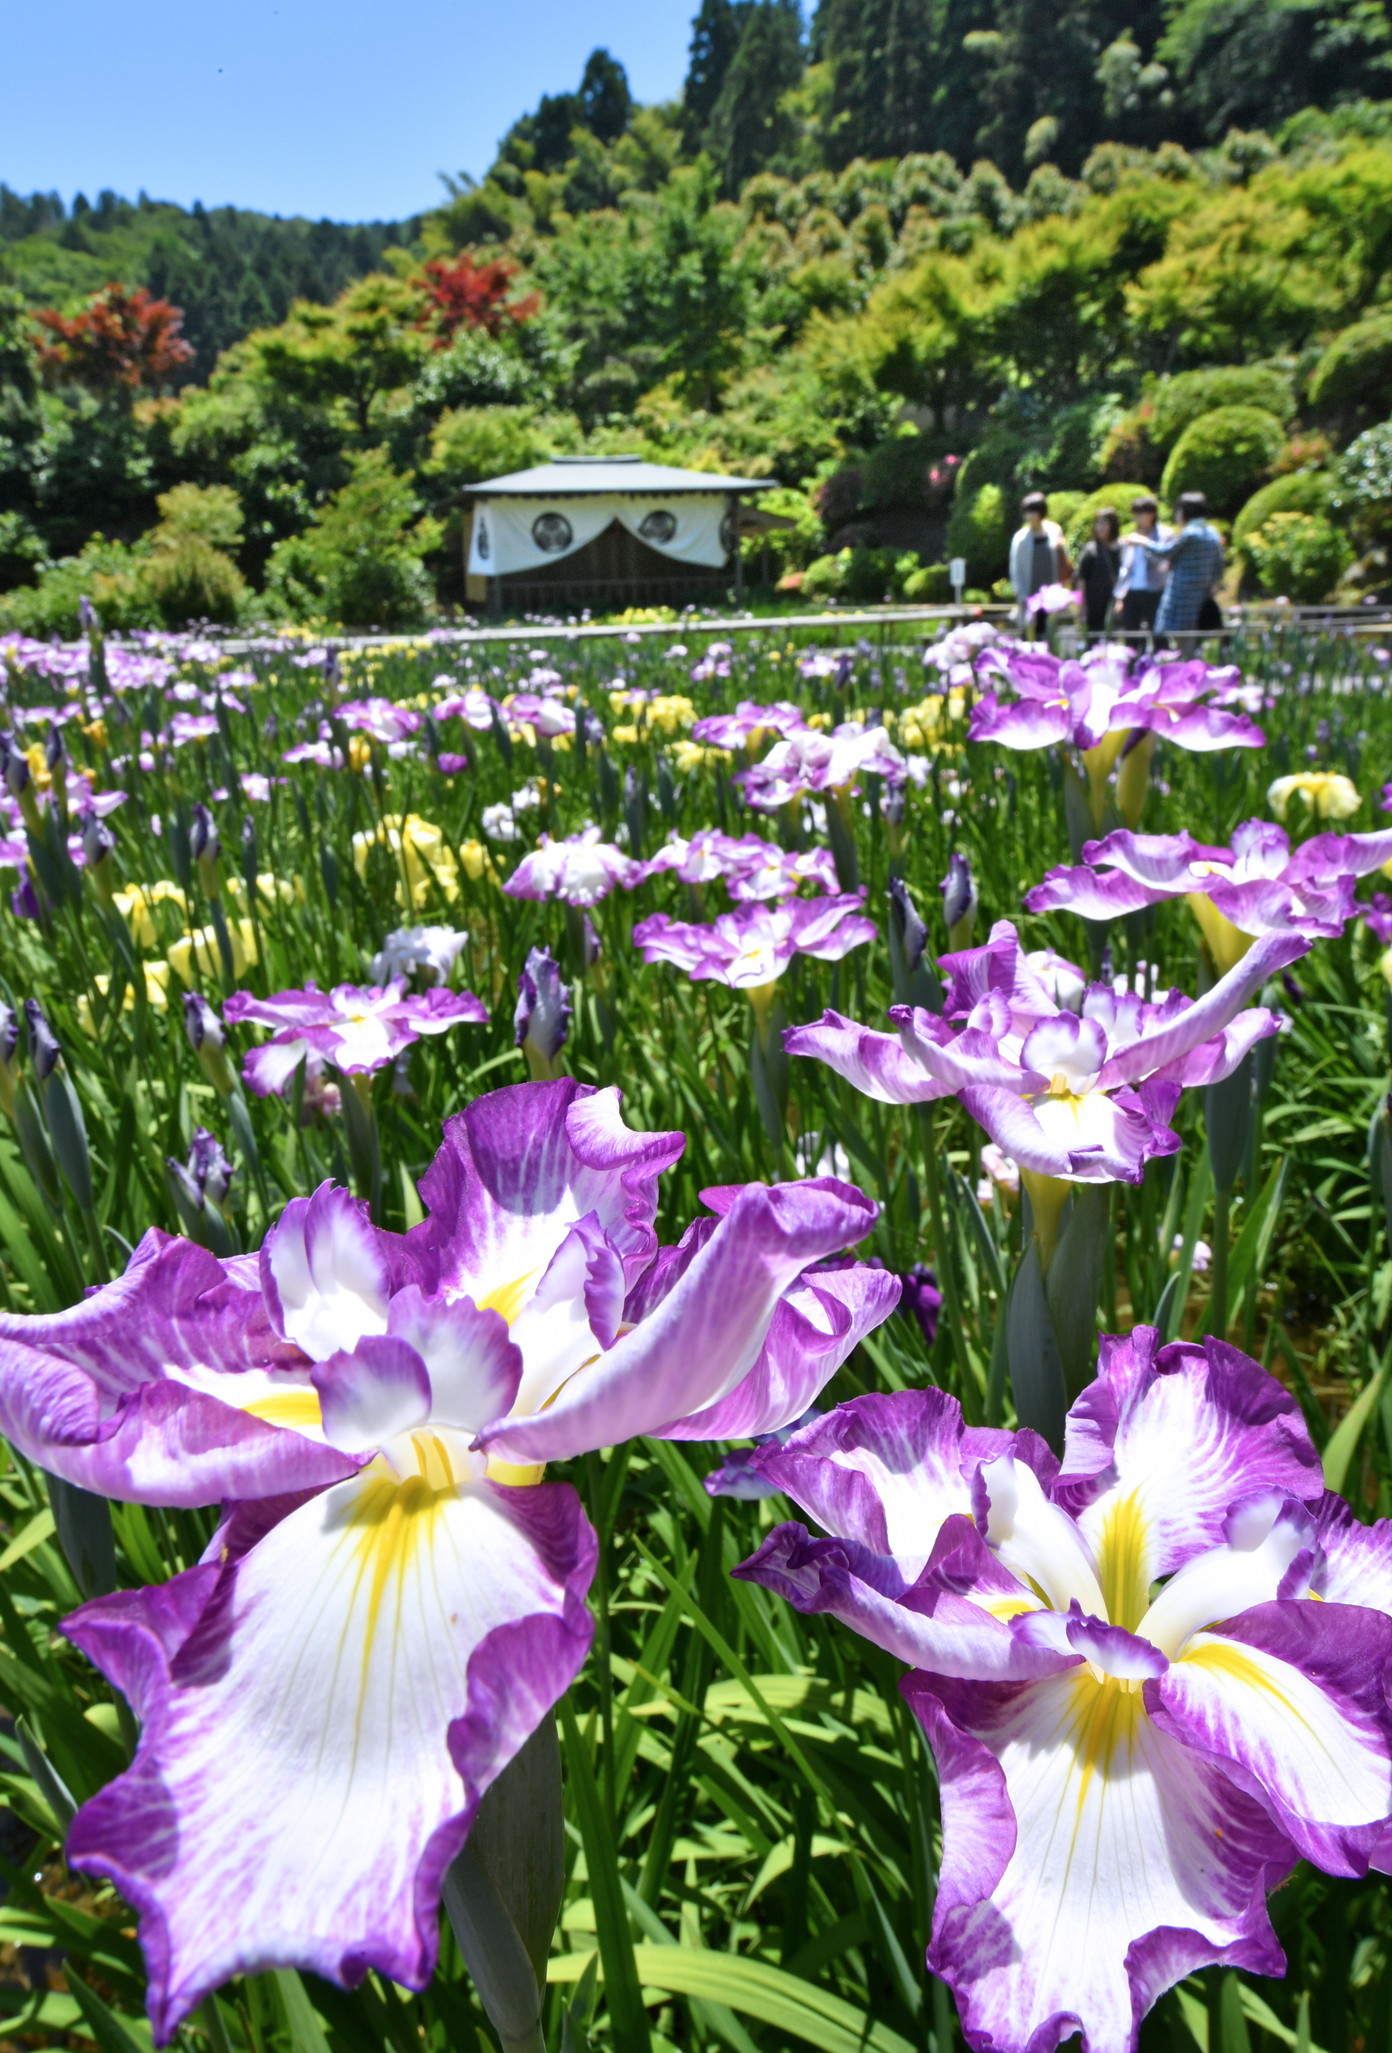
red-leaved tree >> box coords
[417,254,540,347]
[34,282,194,394]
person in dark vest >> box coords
[1076,508,1122,635]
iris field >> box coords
[0,613,1390,2053]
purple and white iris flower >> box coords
[644,829,838,901]
[736,722,906,812]
[970,648,1265,831]
[632,894,877,992]
[503,828,643,907]
[737,1329,1392,2053]
[690,700,807,751]
[224,978,489,1096]
[0,1081,897,2039]
[785,919,1301,1195]
[1027,821,1392,975]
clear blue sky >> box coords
[0,0,695,223]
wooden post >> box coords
[733,494,744,605]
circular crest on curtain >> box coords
[532,512,574,554]
[639,510,678,545]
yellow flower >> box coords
[646,695,696,735]
[23,743,48,789]
[224,871,303,909]
[348,734,373,772]
[805,711,832,732]
[78,961,172,1034]
[169,918,258,983]
[1380,947,1392,988]
[459,838,498,883]
[1268,772,1361,821]
[82,719,109,750]
[670,740,723,775]
[612,724,641,746]
[352,813,460,908]
[113,879,190,949]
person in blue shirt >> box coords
[1124,490,1225,643]
[1113,494,1172,638]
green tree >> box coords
[265,447,441,627]
[818,0,938,165]
[682,0,752,148]
[706,0,806,192]
[1158,0,1392,143]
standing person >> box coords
[1075,508,1122,635]
[1125,490,1225,646]
[1008,492,1073,633]
[1113,494,1172,639]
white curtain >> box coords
[467,494,732,577]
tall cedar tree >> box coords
[682,0,753,147]
[818,0,938,164]
[707,0,806,191]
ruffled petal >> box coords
[654,1261,902,1441]
[313,1336,432,1453]
[65,1464,596,2042]
[1149,1601,1392,1875]
[262,1185,391,1361]
[745,1388,1028,1572]
[782,1009,950,1103]
[907,1670,1293,2053]
[477,1178,879,1462]
[385,1289,522,1432]
[1056,1330,1323,1590]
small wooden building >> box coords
[462,455,774,614]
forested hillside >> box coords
[4,0,1392,629]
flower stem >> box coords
[918,1104,978,1419]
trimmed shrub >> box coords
[143,538,247,627]
[0,535,155,638]
[1159,406,1286,516]
[1244,512,1353,602]
[1307,313,1392,425]
[1331,422,1392,542]
[1147,367,1294,451]
[945,482,1009,586]
[1232,472,1332,558]
[903,561,952,602]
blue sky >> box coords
[0,0,694,222]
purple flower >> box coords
[1027,820,1392,975]
[0,1082,897,2039]
[1025,581,1079,616]
[503,829,642,908]
[182,993,224,1054]
[435,686,499,730]
[940,851,977,946]
[632,894,877,991]
[338,696,424,750]
[785,919,1303,1186]
[972,647,1265,760]
[899,1262,941,1345]
[690,701,807,751]
[224,978,489,1096]
[1365,892,1392,947]
[514,946,572,1078]
[504,692,576,740]
[168,1127,234,1210]
[644,829,838,901]
[736,1331,1392,2053]
[736,723,906,812]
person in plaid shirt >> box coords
[1125,490,1225,642]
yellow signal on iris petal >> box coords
[1097,1491,1151,1634]
[1067,1668,1146,1819]
[343,1451,458,1707]
[475,1269,538,1327]
[241,1385,324,1432]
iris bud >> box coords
[514,947,572,1082]
[940,850,978,950]
[25,1000,61,1083]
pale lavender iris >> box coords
[224,978,489,1096]
[338,697,424,750]
[505,692,576,740]
[785,918,1303,1189]
[644,829,838,901]
[0,1081,898,2040]
[632,893,876,991]
[690,700,807,750]
[736,722,906,812]
[737,1329,1392,2053]
[503,828,642,907]
[1028,820,1392,975]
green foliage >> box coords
[1146,364,1295,450]
[265,448,441,628]
[1330,418,1392,536]
[1061,483,1153,555]
[1243,508,1354,597]
[902,558,951,599]
[1157,0,1392,143]
[1232,468,1332,553]
[705,0,806,193]
[1159,403,1286,512]
[1307,309,1392,422]
[425,405,557,489]
[944,479,1009,582]
[0,532,155,636]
